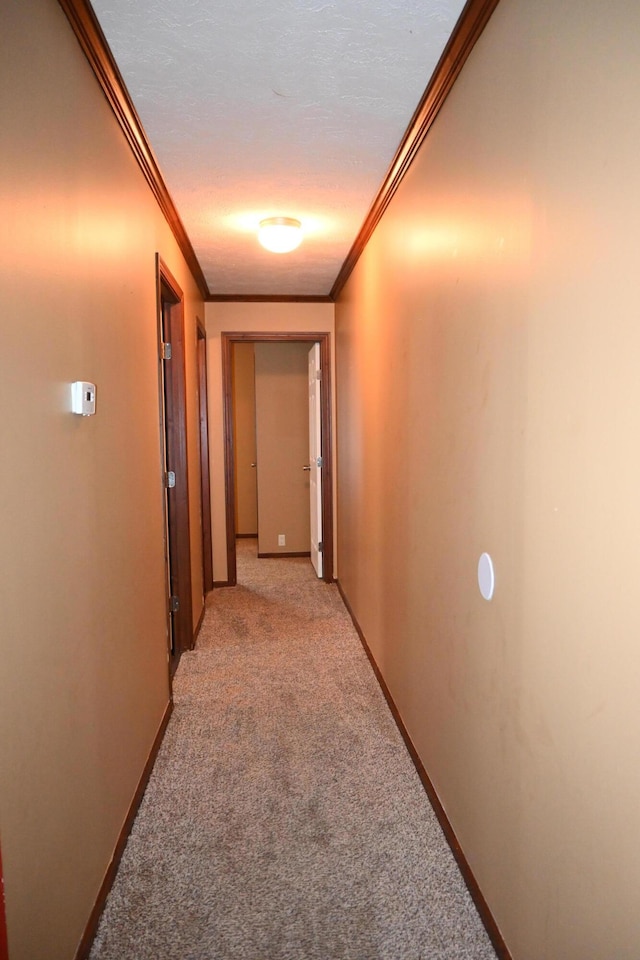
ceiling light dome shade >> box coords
[258,217,303,253]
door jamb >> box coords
[221,331,333,585]
[197,320,214,595]
[0,843,7,960]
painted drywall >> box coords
[0,2,204,958]
[255,343,311,554]
[205,302,335,582]
[335,1,640,958]
[232,343,258,535]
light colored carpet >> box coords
[89,540,497,959]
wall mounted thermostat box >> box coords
[71,381,96,416]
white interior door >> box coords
[308,343,323,578]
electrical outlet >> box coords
[278,534,286,546]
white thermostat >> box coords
[71,381,97,416]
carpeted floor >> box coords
[89,540,497,960]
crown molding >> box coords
[207,294,334,304]
[58,0,210,300]
[330,0,500,300]
[59,0,499,305]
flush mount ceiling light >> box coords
[258,217,303,253]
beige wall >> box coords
[232,343,258,535]
[205,302,335,581]
[255,343,311,554]
[335,1,640,958]
[0,2,204,958]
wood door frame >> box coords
[156,255,193,673]
[197,320,214,595]
[222,331,334,585]
[0,843,7,960]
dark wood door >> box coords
[158,258,193,673]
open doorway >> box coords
[221,332,333,585]
[234,342,314,562]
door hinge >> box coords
[316,369,322,380]
[318,541,324,553]
[165,470,176,489]
[316,456,323,468]
[170,595,180,613]
[161,342,172,360]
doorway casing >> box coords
[221,331,334,585]
[197,320,214,595]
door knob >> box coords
[250,463,257,468]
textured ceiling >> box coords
[90,0,467,296]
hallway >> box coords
[89,541,496,959]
